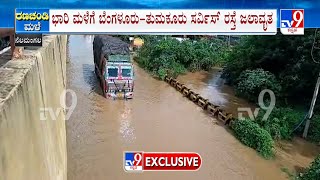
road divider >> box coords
[175,82,184,91]
[197,97,209,110]
[182,87,191,96]
[165,75,234,126]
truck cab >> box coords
[105,55,134,99]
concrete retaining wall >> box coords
[0,35,67,180]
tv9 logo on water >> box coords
[40,89,77,120]
[280,9,304,35]
[237,89,276,121]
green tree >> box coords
[135,36,228,78]
[223,29,320,102]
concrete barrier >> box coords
[0,35,67,180]
[197,97,209,110]
[170,79,178,87]
[218,110,233,124]
[164,76,171,83]
[182,87,190,96]
[175,82,184,92]
[188,91,199,102]
[207,104,221,116]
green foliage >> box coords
[235,69,282,102]
[223,30,320,102]
[255,107,319,142]
[255,107,305,140]
[222,30,320,143]
[307,115,320,142]
[157,67,167,80]
[232,118,274,159]
[297,155,320,180]
[135,36,228,78]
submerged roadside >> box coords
[67,35,290,180]
[131,35,320,178]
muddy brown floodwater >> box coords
[66,35,319,180]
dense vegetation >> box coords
[135,36,228,79]
[132,30,320,159]
[231,118,274,158]
[221,29,320,143]
[235,69,282,102]
[297,155,320,180]
[254,107,320,142]
[255,107,305,140]
[223,29,320,104]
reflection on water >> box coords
[119,103,136,144]
[177,68,256,116]
[200,69,228,106]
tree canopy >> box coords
[223,29,320,103]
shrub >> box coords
[135,36,228,78]
[152,56,187,79]
[255,107,305,140]
[307,115,320,142]
[256,107,320,142]
[222,32,320,103]
[157,67,167,80]
[297,155,320,180]
[235,69,282,102]
[231,118,274,159]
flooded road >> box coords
[66,35,314,180]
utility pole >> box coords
[303,72,320,138]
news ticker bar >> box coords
[15,34,42,47]
[124,152,202,172]
[15,9,278,35]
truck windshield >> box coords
[121,66,132,77]
[107,67,118,77]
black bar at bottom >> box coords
[15,34,42,47]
